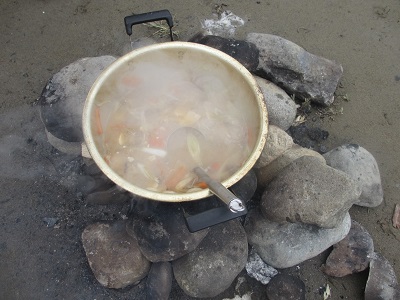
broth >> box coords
[92,49,259,193]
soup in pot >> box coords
[91,49,260,193]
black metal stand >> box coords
[184,205,247,232]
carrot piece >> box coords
[210,162,221,171]
[121,75,142,87]
[148,135,164,148]
[165,166,187,190]
[148,128,167,148]
[95,106,103,135]
[195,181,208,189]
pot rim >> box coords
[82,41,268,202]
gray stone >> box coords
[323,144,383,207]
[261,156,361,228]
[145,262,172,300]
[255,144,325,188]
[246,248,278,284]
[322,220,374,277]
[129,202,209,262]
[393,204,400,229]
[39,56,117,151]
[43,127,88,157]
[81,221,150,289]
[365,252,400,300]
[254,76,297,131]
[77,162,118,197]
[265,274,306,300]
[246,33,343,106]
[288,124,329,153]
[244,209,351,269]
[172,220,248,298]
[254,125,293,169]
[189,33,259,72]
[42,217,59,228]
[85,185,132,206]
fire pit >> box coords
[37,11,396,300]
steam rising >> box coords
[0,105,57,180]
[91,48,259,193]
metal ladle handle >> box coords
[193,167,246,213]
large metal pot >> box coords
[82,41,268,202]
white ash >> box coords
[201,11,244,38]
[246,248,278,285]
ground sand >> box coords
[1,1,399,299]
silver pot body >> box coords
[82,42,268,202]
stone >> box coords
[246,33,343,106]
[189,33,259,72]
[172,220,248,298]
[255,144,325,187]
[128,202,209,262]
[76,175,102,195]
[288,124,329,153]
[254,76,297,131]
[222,294,252,300]
[145,262,172,300]
[43,127,89,158]
[42,217,59,228]
[85,185,132,206]
[245,248,278,284]
[254,125,293,169]
[365,252,400,300]
[81,160,104,176]
[261,156,361,228]
[265,274,306,300]
[39,56,117,153]
[323,144,384,207]
[78,162,115,193]
[244,209,351,269]
[230,169,257,201]
[393,204,400,229]
[81,221,150,289]
[322,220,374,277]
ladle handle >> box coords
[193,167,246,213]
[124,10,174,41]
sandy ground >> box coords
[1,1,399,299]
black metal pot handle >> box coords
[124,10,174,41]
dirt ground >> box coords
[1,1,399,299]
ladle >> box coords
[167,127,246,213]
[193,167,245,212]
